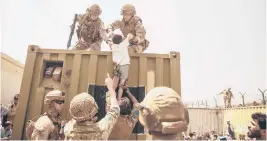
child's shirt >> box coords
[111,38,130,66]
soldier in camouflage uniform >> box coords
[139,87,189,140]
[74,4,111,51]
[31,90,65,140]
[64,74,120,140]
[106,4,149,53]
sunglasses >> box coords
[54,100,64,105]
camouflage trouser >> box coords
[74,40,101,51]
[128,39,149,53]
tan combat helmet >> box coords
[69,93,99,122]
[87,4,102,16]
[44,90,65,104]
[139,87,186,135]
[121,4,136,16]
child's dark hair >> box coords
[251,112,262,120]
[189,133,194,138]
[112,35,123,44]
[119,97,132,115]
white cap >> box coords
[113,29,123,36]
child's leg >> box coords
[117,79,126,101]
[117,65,129,101]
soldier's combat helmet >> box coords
[44,90,65,104]
[121,4,136,15]
[87,4,102,15]
[139,87,186,135]
[69,93,99,122]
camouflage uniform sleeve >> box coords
[127,103,141,127]
[31,116,54,140]
[130,103,142,120]
[99,22,109,42]
[134,19,146,44]
[107,20,121,31]
[98,105,120,139]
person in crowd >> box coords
[0,121,12,140]
[7,94,19,123]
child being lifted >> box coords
[110,29,132,101]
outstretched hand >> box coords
[105,73,113,91]
[127,33,134,41]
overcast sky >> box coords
[1,0,266,106]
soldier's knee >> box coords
[128,47,135,53]
[135,46,143,53]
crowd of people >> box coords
[0,94,19,140]
[180,112,266,140]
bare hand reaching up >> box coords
[105,73,114,91]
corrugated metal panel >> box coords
[187,106,266,137]
[222,106,266,137]
[187,108,223,135]
[12,45,181,139]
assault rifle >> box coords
[67,14,78,49]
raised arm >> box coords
[98,74,120,138]
[99,22,110,43]
[125,88,138,105]
[106,20,121,33]
[133,19,146,44]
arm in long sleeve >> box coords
[133,20,146,44]
[99,22,110,43]
[98,91,120,139]
[106,20,121,32]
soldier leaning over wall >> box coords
[107,4,149,53]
